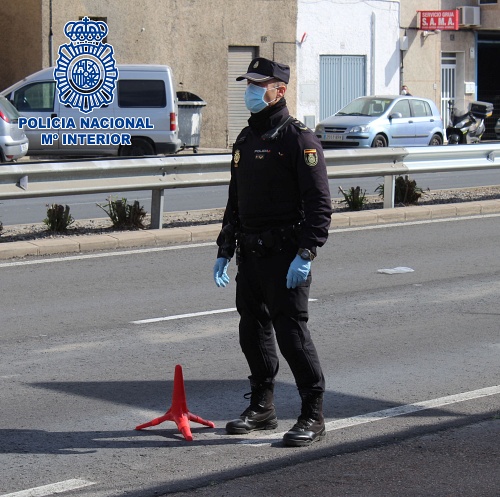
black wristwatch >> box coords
[298,248,316,261]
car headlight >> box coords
[315,125,324,133]
[348,125,370,133]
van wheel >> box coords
[371,134,388,147]
[120,139,155,156]
[429,134,443,146]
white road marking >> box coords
[238,385,500,446]
[0,479,95,497]
[329,212,500,233]
[2,213,499,269]
[132,307,237,324]
[0,242,215,268]
[131,299,318,324]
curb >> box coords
[2,200,500,261]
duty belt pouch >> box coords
[242,233,273,257]
[241,226,298,258]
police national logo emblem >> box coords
[234,149,241,167]
[54,17,118,114]
[304,149,318,167]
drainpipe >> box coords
[371,12,376,95]
[49,0,53,66]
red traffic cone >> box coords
[135,364,215,441]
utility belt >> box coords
[236,222,301,262]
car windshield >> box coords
[336,98,395,117]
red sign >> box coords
[418,10,459,30]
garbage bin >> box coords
[176,92,207,153]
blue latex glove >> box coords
[213,257,230,287]
[286,255,311,289]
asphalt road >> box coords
[0,215,499,496]
[2,168,500,225]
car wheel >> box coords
[429,134,443,146]
[371,134,388,147]
[119,138,155,156]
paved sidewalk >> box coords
[2,199,500,260]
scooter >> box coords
[446,100,493,144]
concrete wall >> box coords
[296,0,401,125]
[478,2,500,31]
[0,0,44,91]
[0,0,297,148]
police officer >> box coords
[213,57,331,447]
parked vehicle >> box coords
[494,117,500,140]
[315,95,444,148]
[0,95,29,162]
[446,100,493,145]
[1,65,182,157]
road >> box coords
[0,215,499,496]
[1,167,500,225]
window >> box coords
[479,0,496,4]
[13,82,55,112]
[118,80,166,108]
[392,100,411,118]
[411,99,432,117]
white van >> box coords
[1,64,182,156]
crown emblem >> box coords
[54,17,118,113]
[64,17,108,44]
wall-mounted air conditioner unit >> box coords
[458,6,481,26]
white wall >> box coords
[296,0,401,125]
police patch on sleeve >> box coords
[234,149,240,167]
[304,149,318,167]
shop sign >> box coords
[418,10,459,30]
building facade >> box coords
[0,0,297,149]
[1,0,498,147]
[400,0,500,136]
[296,0,401,129]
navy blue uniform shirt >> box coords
[218,99,332,258]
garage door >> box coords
[320,55,366,121]
[228,46,256,147]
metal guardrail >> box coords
[1,144,499,229]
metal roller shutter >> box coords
[228,47,256,147]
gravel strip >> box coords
[1,186,500,244]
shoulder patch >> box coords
[304,149,318,167]
[291,119,310,132]
[234,126,251,145]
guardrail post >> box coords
[151,189,165,229]
[383,175,395,209]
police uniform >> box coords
[215,57,332,446]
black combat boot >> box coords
[282,391,325,447]
[226,382,278,434]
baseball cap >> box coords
[236,57,290,84]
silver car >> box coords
[0,95,28,162]
[315,95,444,148]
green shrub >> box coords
[375,175,424,205]
[338,186,367,211]
[44,204,74,232]
[97,196,147,229]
